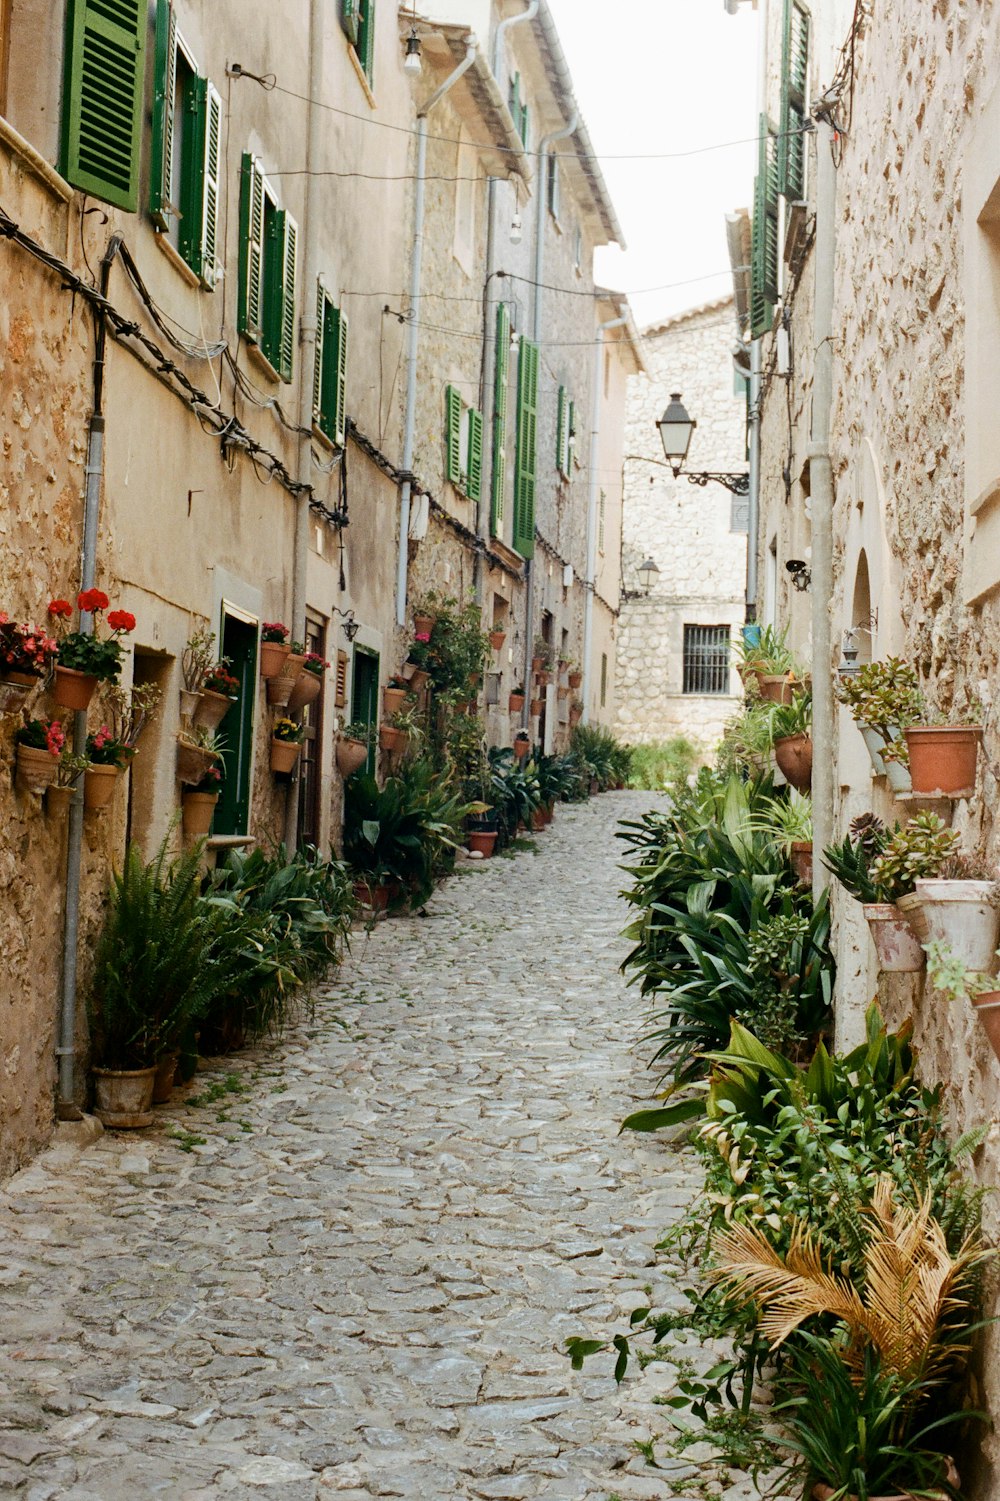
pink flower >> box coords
[415,631,431,644]
[45,721,65,756]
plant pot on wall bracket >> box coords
[259,641,290,679]
[904,725,983,797]
[0,672,39,714]
[901,879,1000,973]
[266,674,295,708]
[383,686,408,718]
[193,690,234,733]
[509,692,525,714]
[287,671,321,714]
[489,630,506,651]
[182,791,219,840]
[270,738,301,775]
[83,764,119,811]
[336,737,369,778]
[15,744,60,794]
[759,674,800,706]
[862,902,925,973]
[774,732,813,793]
[790,840,813,886]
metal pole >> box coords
[746,337,761,618]
[809,121,837,899]
[581,315,626,724]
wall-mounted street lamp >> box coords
[655,392,749,497]
[621,555,659,604]
[785,558,812,593]
[332,606,361,643]
[403,29,423,74]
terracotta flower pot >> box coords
[15,744,60,793]
[467,829,498,857]
[971,991,1000,1062]
[284,652,307,683]
[413,613,435,638]
[270,738,301,774]
[489,630,506,651]
[383,686,408,717]
[404,666,430,694]
[863,902,925,973]
[379,724,407,754]
[0,671,38,713]
[531,808,546,832]
[179,687,202,725]
[45,783,76,818]
[759,674,800,706]
[509,693,525,713]
[265,674,295,707]
[259,640,290,679]
[336,737,369,777]
[83,764,119,810]
[354,879,390,911]
[92,1066,157,1128]
[176,738,219,785]
[557,685,570,700]
[904,725,983,797]
[152,1052,179,1105]
[193,689,235,732]
[287,671,322,714]
[513,736,530,761]
[537,670,552,686]
[52,665,98,711]
[774,732,813,792]
[790,840,813,886]
[813,1457,958,1501]
[903,879,1000,973]
[568,671,582,690]
[182,791,219,839]
[531,655,545,673]
[530,698,544,716]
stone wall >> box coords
[615,299,747,750]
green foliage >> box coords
[406,595,489,696]
[627,737,700,792]
[343,758,469,906]
[569,723,632,790]
[823,813,890,904]
[836,658,924,765]
[734,623,799,676]
[487,747,542,846]
[869,813,960,901]
[770,689,811,739]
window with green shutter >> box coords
[508,71,529,147]
[750,117,779,338]
[444,386,483,499]
[150,4,222,287]
[445,385,463,487]
[467,408,483,503]
[61,0,147,212]
[556,386,575,478]
[314,283,348,446]
[513,337,539,560]
[492,302,510,536]
[239,155,297,382]
[779,0,810,200]
[342,0,374,84]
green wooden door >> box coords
[214,614,258,835]
[351,646,379,777]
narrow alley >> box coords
[0,796,714,1501]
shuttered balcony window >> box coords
[61,0,147,211]
[238,155,297,383]
[150,0,221,287]
[313,283,348,446]
[682,625,732,696]
[444,385,484,502]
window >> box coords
[341,0,374,85]
[573,224,583,275]
[750,116,779,337]
[151,0,221,286]
[513,337,539,559]
[214,610,259,837]
[238,155,297,382]
[351,646,379,778]
[508,71,529,148]
[313,282,348,445]
[444,385,483,502]
[683,625,731,696]
[61,0,147,211]
[556,387,574,478]
[492,303,511,535]
[779,0,810,200]
[547,152,560,221]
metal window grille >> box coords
[683,625,731,696]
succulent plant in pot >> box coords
[836,657,924,790]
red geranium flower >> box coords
[48,599,73,619]
[107,610,136,633]
[77,588,109,614]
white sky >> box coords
[545,0,759,328]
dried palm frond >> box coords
[709,1176,992,1388]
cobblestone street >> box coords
[0,794,716,1501]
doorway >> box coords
[351,646,379,777]
[214,613,258,836]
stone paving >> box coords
[0,793,737,1501]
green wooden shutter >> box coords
[198,83,222,287]
[556,386,567,476]
[149,0,176,228]
[358,0,375,81]
[750,117,779,338]
[62,0,147,212]
[445,384,462,487]
[567,399,576,469]
[313,281,327,431]
[238,154,266,342]
[491,302,510,535]
[513,338,538,559]
[340,0,360,44]
[779,0,810,199]
[467,409,483,503]
[314,285,349,446]
[331,305,348,445]
[278,212,298,384]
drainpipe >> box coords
[581,314,626,724]
[57,233,121,1116]
[518,108,578,727]
[746,337,761,618]
[285,0,324,853]
[809,120,837,900]
[396,38,478,626]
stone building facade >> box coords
[0,0,637,1177]
[741,0,1000,1485]
[615,298,748,750]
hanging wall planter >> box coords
[513,733,530,761]
[773,733,813,793]
[383,685,408,718]
[530,698,544,717]
[179,687,203,725]
[509,692,525,714]
[83,764,119,811]
[904,725,983,797]
[265,674,295,708]
[287,671,322,714]
[45,783,75,819]
[759,674,801,706]
[193,690,235,733]
[790,841,813,886]
[0,672,39,714]
[15,744,60,794]
[413,612,435,639]
[182,791,219,840]
[176,737,219,786]
[899,879,1000,973]
[259,640,291,679]
[862,902,925,973]
[378,724,408,755]
[489,629,506,651]
[568,670,582,690]
[270,737,302,774]
[52,665,98,712]
[336,736,369,777]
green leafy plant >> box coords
[869,813,960,901]
[627,736,699,791]
[343,759,470,906]
[836,658,924,764]
[734,623,799,676]
[770,690,812,740]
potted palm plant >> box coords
[771,691,812,792]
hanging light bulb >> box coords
[403,28,422,74]
[509,213,523,244]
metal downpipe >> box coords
[581,315,626,723]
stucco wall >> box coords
[615,300,747,749]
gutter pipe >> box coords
[396,38,478,626]
[285,0,324,852]
[57,233,121,1114]
[580,314,626,723]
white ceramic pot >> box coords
[908,879,1000,974]
[863,902,925,973]
[860,724,888,777]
